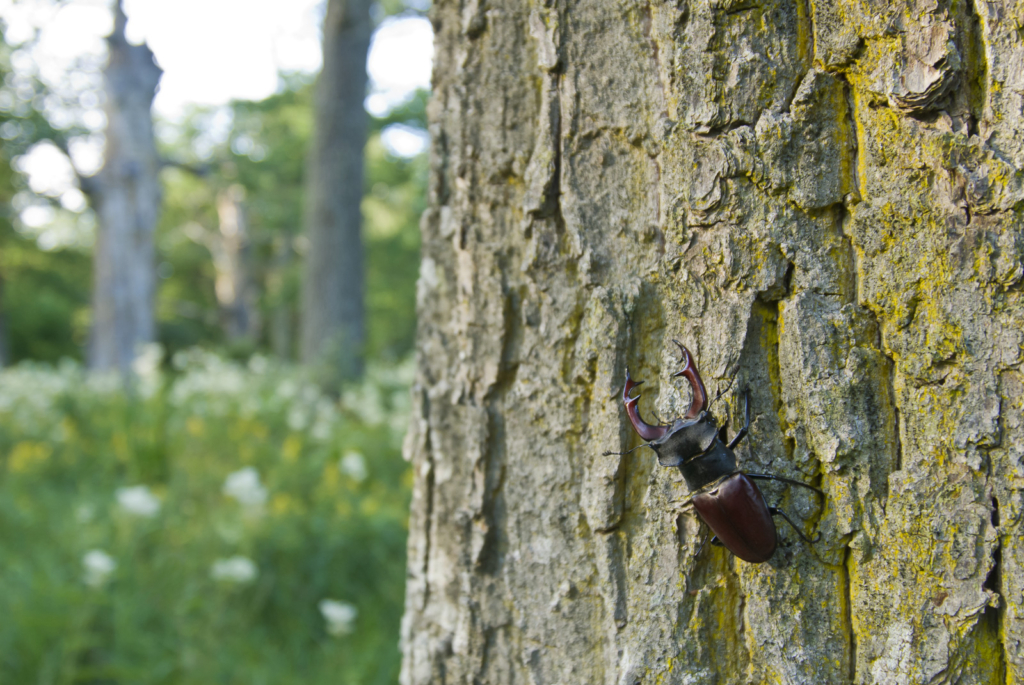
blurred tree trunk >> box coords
[400,0,1024,683]
[268,237,296,359]
[85,0,161,375]
[213,185,258,342]
[300,0,372,384]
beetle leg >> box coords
[694,530,711,558]
[745,473,824,498]
[671,340,708,419]
[622,368,670,441]
[727,387,751,449]
[769,507,821,544]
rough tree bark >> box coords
[85,0,162,374]
[300,0,373,383]
[401,0,1024,683]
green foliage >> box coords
[155,78,316,358]
[0,351,412,683]
[1,69,428,367]
[0,36,92,364]
[363,91,429,360]
[0,230,90,362]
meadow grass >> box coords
[0,348,412,684]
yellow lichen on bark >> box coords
[400,0,1024,682]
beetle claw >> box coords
[622,369,669,442]
[670,340,708,419]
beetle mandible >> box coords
[608,341,823,563]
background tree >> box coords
[85,0,162,374]
[179,184,259,344]
[155,80,316,358]
[300,0,374,386]
[156,82,427,364]
[400,0,1023,682]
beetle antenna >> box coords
[706,377,736,410]
[602,443,651,457]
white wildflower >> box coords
[82,549,116,587]
[339,451,368,482]
[248,354,269,374]
[275,379,297,400]
[0,362,80,434]
[132,342,163,378]
[342,382,385,425]
[311,418,332,441]
[222,467,268,507]
[116,485,161,517]
[168,350,246,413]
[311,399,337,441]
[318,599,358,636]
[86,370,122,395]
[132,343,164,398]
[286,405,308,431]
[210,556,258,584]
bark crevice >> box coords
[844,543,858,685]
[983,495,1007,679]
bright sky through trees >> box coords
[1,0,433,202]
[0,0,432,117]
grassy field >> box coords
[0,348,412,684]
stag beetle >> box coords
[607,341,823,563]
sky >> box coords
[0,0,434,239]
[0,0,433,118]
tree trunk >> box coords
[213,185,258,342]
[401,0,1024,683]
[268,236,296,359]
[300,0,372,383]
[87,0,162,374]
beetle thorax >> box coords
[649,411,721,468]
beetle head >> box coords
[621,342,710,445]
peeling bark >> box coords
[401,0,1024,682]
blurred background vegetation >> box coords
[0,65,428,367]
[0,0,428,681]
[0,353,412,683]
[154,81,427,363]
